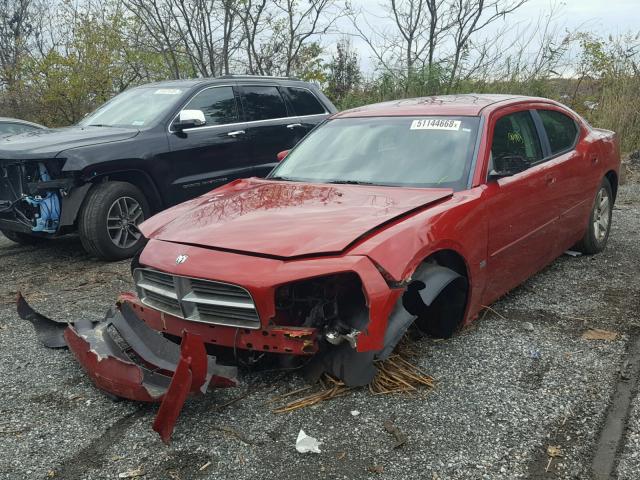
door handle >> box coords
[546,175,557,186]
[227,130,245,137]
[591,155,599,165]
[286,123,303,129]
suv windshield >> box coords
[78,87,185,128]
[270,116,480,189]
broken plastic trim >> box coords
[377,263,464,360]
[16,293,237,443]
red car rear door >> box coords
[481,108,561,304]
[533,108,597,250]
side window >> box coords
[282,87,326,116]
[491,111,543,170]
[240,85,288,121]
[182,86,238,126]
[538,109,578,154]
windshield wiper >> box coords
[326,179,377,186]
[269,176,298,181]
[87,124,113,127]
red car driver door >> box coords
[481,108,561,304]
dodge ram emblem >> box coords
[175,254,189,265]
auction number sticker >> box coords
[154,88,182,95]
[410,119,461,130]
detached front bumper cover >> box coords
[17,293,237,443]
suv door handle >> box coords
[286,123,303,129]
[546,175,557,186]
[227,130,245,137]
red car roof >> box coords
[332,94,543,118]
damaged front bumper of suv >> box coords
[0,158,87,236]
[17,293,238,443]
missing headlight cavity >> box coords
[275,273,369,339]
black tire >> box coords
[78,181,149,261]
[1,229,45,245]
[575,177,613,255]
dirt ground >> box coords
[0,181,639,480]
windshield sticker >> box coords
[132,120,145,126]
[410,119,461,131]
[154,88,182,95]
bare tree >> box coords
[446,0,528,91]
[0,0,32,90]
[235,0,339,77]
[350,0,530,92]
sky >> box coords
[335,0,640,73]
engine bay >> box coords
[0,160,62,233]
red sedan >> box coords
[19,94,620,440]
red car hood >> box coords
[140,178,453,258]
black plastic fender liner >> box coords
[377,263,464,360]
[59,183,91,227]
[303,343,377,387]
[17,292,72,348]
[403,264,463,313]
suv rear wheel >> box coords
[79,181,149,260]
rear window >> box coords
[241,86,288,121]
[183,86,238,125]
[538,109,579,154]
[283,87,326,116]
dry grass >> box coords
[270,338,435,413]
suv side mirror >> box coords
[489,155,528,180]
[277,150,290,162]
[173,110,205,131]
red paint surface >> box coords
[140,179,452,258]
[137,96,620,353]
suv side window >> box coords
[490,111,543,170]
[538,109,578,154]
[282,87,326,116]
[240,85,288,121]
[183,86,238,126]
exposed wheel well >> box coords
[426,249,469,280]
[605,170,618,202]
[91,170,164,214]
[404,249,470,339]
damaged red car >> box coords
[20,94,620,440]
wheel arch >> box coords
[377,247,471,360]
[88,169,164,214]
[605,170,618,202]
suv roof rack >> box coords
[217,74,301,81]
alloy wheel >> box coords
[106,196,145,249]
[592,186,611,243]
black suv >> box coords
[0,76,336,259]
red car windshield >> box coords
[270,116,480,189]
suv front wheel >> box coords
[79,181,150,260]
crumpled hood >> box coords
[0,126,139,160]
[140,178,453,258]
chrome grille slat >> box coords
[134,268,260,329]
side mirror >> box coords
[489,155,528,180]
[277,150,290,162]
[173,109,205,131]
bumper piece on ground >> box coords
[17,293,237,443]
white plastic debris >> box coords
[350,410,361,416]
[564,250,582,257]
[296,429,321,453]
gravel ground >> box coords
[0,183,639,480]
[617,389,640,479]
